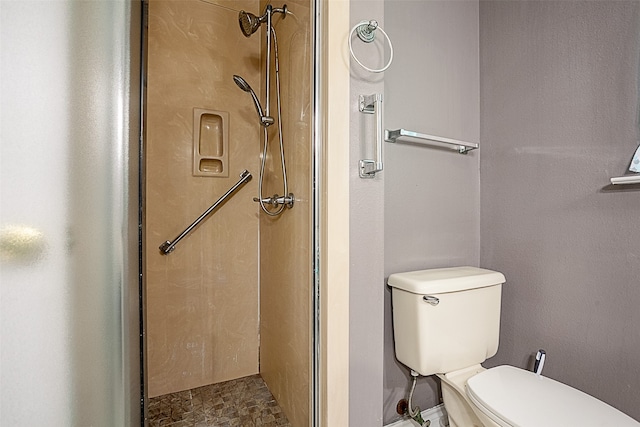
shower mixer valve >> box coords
[253,193,295,209]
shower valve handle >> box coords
[253,196,276,205]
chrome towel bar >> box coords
[610,175,640,185]
[385,128,479,154]
[159,170,252,255]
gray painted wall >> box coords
[480,1,640,422]
[349,1,385,425]
[383,1,480,424]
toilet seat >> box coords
[466,365,639,427]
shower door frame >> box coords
[312,0,352,426]
[312,0,321,424]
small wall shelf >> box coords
[385,128,479,154]
[610,175,640,185]
[193,108,229,177]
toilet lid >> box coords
[466,365,639,427]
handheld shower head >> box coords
[232,75,274,126]
[232,74,253,93]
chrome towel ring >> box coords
[348,20,394,73]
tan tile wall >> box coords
[146,0,262,398]
[257,1,312,426]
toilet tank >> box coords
[388,266,506,376]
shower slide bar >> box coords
[159,170,252,255]
[385,128,479,154]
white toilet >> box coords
[388,266,639,427]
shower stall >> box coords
[145,0,313,425]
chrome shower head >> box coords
[232,75,273,126]
[239,10,262,37]
[238,5,287,37]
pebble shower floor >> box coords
[148,374,292,426]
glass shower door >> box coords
[0,2,142,425]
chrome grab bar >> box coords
[359,93,384,178]
[159,170,252,255]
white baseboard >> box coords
[384,404,448,427]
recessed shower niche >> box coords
[193,108,228,177]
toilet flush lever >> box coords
[422,296,439,306]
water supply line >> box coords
[407,370,430,426]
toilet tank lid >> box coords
[387,266,505,294]
[466,366,640,427]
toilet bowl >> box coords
[437,364,640,427]
[388,266,639,427]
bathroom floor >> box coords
[148,374,291,426]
